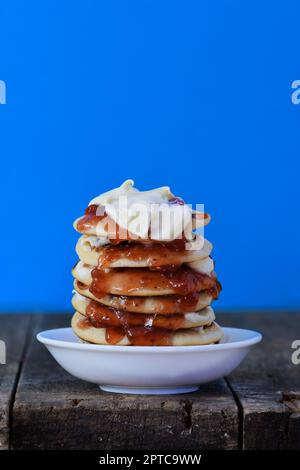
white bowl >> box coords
[37,327,262,395]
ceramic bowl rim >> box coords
[37,327,262,353]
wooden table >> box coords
[0,312,299,450]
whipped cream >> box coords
[88,180,206,242]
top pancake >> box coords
[73,180,210,242]
[74,203,210,239]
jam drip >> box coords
[82,303,177,346]
[76,204,131,242]
[89,265,217,299]
[86,300,185,330]
[75,280,221,314]
[125,326,172,346]
[105,325,173,346]
[97,240,191,269]
[77,300,188,345]
[76,205,106,232]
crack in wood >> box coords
[181,399,193,432]
[8,315,37,450]
[225,377,244,450]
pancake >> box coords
[72,292,216,329]
[72,311,223,346]
[72,261,217,297]
[76,234,213,269]
[73,204,210,238]
[74,280,218,314]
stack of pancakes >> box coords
[71,181,223,346]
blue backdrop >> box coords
[0,1,299,312]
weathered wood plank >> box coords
[0,314,32,450]
[12,314,239,450]
[221,312,300,450]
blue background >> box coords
[0,1,299,312]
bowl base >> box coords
[99,385,199,395]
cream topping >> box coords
[87,180,208,242]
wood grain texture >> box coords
[220,312,300,450]
[0,315,32,450]
[11,314,238,450]
[3,312,300,450]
